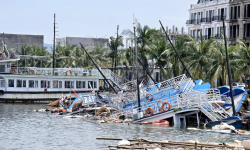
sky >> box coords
[0,0,197,44]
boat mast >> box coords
[159,21,195,84]
[79,43,118,94]
[114,25,119,74]
[52,13,56,75]
[134,26,141,112]
[222,16,236,116]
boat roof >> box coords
[0,58,20,63]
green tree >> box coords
[148,38,168,81]
[186,34,215,81]
[122,19,160,76]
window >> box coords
[53,80,58,88]
[88,81,97,89]
[8,79,14,87]
[82,81,85,88]
[35,80,38,88]
[65,81,74,88]
[59,81,62,88]
[29,80,34,88]
[0,80,5,87]
[76,81,82,88]
[41,80,47,88]
[0,65,5,72]
[238,6,240,18]
[23,80,26,87]
[17,80,22,87]
[88,81,93,89]
[47,81,50,88]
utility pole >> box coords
[134,26,141,113]
[114,25,119,74]
[52,13,56,75]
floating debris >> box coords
[97,137,245,150]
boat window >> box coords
[94,81,97,88]
[53,80,58,88]
[23,80,26,87]
[88,81,93,89]
[41,80,47,88]
[35,80,38,88]
[47,81,50,88]
[76,81,81,88]
[82,81,85,88]
[65,81,74,88]
[0,80,5,87]
[59,81,62,88]
[29,80,34,88]
[8,79,14,87]
[17,80,22,87]
[0,65,5,72]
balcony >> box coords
[186,19,201,25]
[243,36,250,40]
[213,16,226,22]
[201,18,212,23]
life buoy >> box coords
[96,107,110,117]
[10,68,17,74]
[115,113,124,119]
[66,70,72,76]
[157,100,163,110]
[29,69,35,75]
[145,107,154,117]
[162,102,171,111]
[146,93,154,100]
[173,81,180,90]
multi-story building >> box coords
[228,0,250,45]
[56,37,109,50]
[187,0,250,45]
[186,0,231,41]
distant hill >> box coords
[43,43,53,52]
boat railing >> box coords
[144,74,188,94]
[15,67,103,76]
[121,91,178,117]
[176,90,231,120]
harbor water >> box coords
[0,103,249,150]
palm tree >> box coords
[122,19,159,75]
[166,29,191,78]
[55,42,77,68]
[186,34,215,81]
[147,38,168,81]
[90,44,110,67]
[108,36,124,68]
[204,36,240,86]
[234,39,250,85]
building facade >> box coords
[0,33,44,53]
[56,37,109,50]
[186,0,231,41]
[228,0,250,45]
[187,0,250,45]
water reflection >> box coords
[0,104,249,149]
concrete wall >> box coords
[0,33,44,53]
[56,37,109,50]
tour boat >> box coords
[0,58,116,103]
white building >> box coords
[186,0,231,41]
